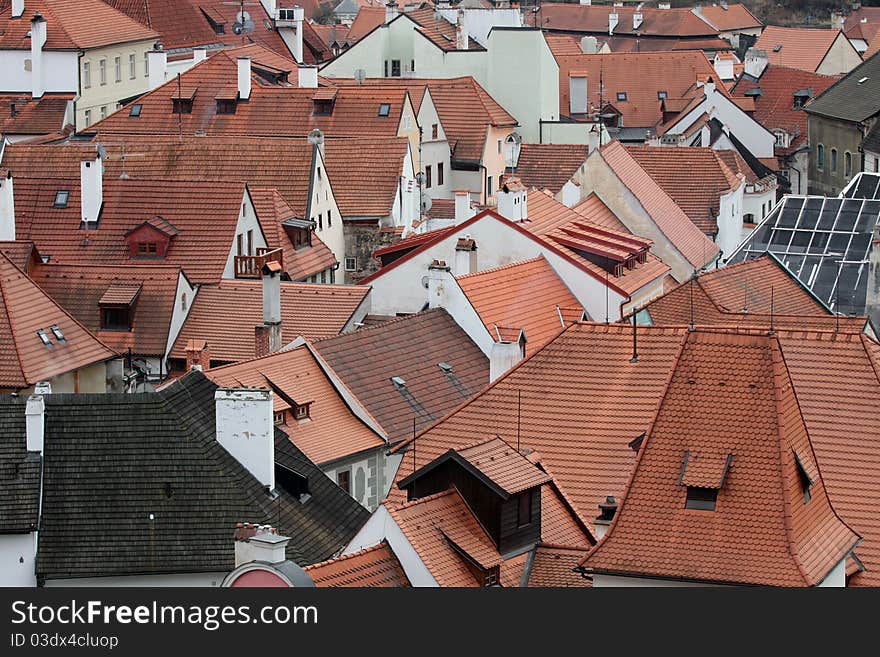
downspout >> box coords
[76,51,84,132]
[480,164,487,205]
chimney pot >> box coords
[233,522,291,567]
[489,327,525,381]
[385,1,400,24]
[259,262,283,354]
[185,339,210,371]
[593,495,617,539]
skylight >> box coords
[858,77,869,84]
[657,90,667,100]
[438,362,453,373]
[391,376,406,388]
[378,103,391,117]
[773,44,782,51]
[36,329,52,346]
[616,92,627,102]
[53,190,69,208]
[49,324,65,342]
[129,104,142,117]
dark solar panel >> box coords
[842,172,880,200]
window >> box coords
[237,234,244,256]
[318,212,323,230]
[411,59,415,73]
[53,190,69,208]
[100,105,107,120]
[845,151,853,177]
[137,242,158,256]
[431,123,438,140]
[83,61,91,88]
[129,53,136,79]
[487,175,493,197]
[216,99,237,115]
[327,211,332,228]
[274,411,285,425]
[344,257,357,271]
[181,293,187,312]
[337,470,350,494]
[391,59,401,77]
[517,491,532,527]
[115,56,121,82]
[320,270,327,283]
[437,162,444,186]
[743,213,755,226]
[425,165,432,188]
[794,451,813,503]
[99,58,107,85]
[36,329,52,346]
[497,139,502,154]
[49,325,65,342]
[101,307,131,331]
[144,51,149,77]
[171,98,193,114]
[383,60,388,77]
[685,486,717,511]
[84,109,92,126]
[317,166,322,181]
[293,403,311,421]
[831,148,838,173]
[658,90,667,100]
[483,566,499,587]
[378,103,391,117]
[817,143,825,170]
[616,91,627,101]
[247,229,253,255]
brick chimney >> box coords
[255,261,283,357]
[234,523,290,566]
[0,170,14,242]
[30,12,47,99]
[185,339,211,371]
[215,388,275,490]
[147,44,167,91]
[25,394,45,455]
[238,57,252,101]
[593,495,618,539]
[80,153,103,226]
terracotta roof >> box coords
[540,4,720,38]
[0,0,158,50]
[169,280,370,363]
[624,145,744,235]
[304,541,410,587]
[0,240,40,274]
[865,35,880,60]
[346,6,386,42]
[597,141,720,269]
[755,26,849,73]
[544,33,586,58]
[309,22,351,49]
[311,308,488,445]
[697,3,762,31]
[0,94,73,136]
[407,7,485,52]
[514,144,588,193]
[602,35,733,54]
[324,137,410,218]
[249,188,336,281]
[205,344,385,466]
[555,51,723,126]
[10,176,249,284]
[570,192,628,233]
[525,544,591,587]
[89,48,409,139]
[637,256,869,333]
[581,330,860,586]
[30,262,185,356]
[843,7,880,37]
[102,0,220,51]
[731,65,838,156]
[456,257,581,355]
[0,252,116,389]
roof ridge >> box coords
[454,256,545,281]
[388,486,457,512]
[303,540,390,570]
[0,251,27,384]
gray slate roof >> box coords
[863,121,880,154]
[0,372,369,581]
[805,51,880,123]
[0,401,40,533]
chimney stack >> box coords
[237,57,252,101]
[256,261,283,357]
[234,523,290,567]
[292,5,305,64]
[385,1,399,24]
[12,0,24,19]
[426,259,451,309]
[580,36,598,54]
[147,44,167,91]
[456,9,469,50]
[496,176,527,222]
[454,237,477,275]
[569,72,588,114]
[25,394,45,455]
[298,65,318,88]
[193,47,208,64]
[30,12,46,99]
[608,11,618,36]
[80,154,103,226]
[215,388,275,490]
[743,48,768,78]
[0,171,14,242]
[633,12,643,30]
[593,495,617,539]
[185,339,211,371]
[579,0,591,4]
[489,326,525,381]
[454,190,474,225]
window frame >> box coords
[337,469,351,494]
[83,61,91,89]
[99,58,107,86]
[685,486,718,511]
[129,53,137,80]
[517,491,532,528]
[437,162,444,187]
[115,56,122,83]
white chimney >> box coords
[658,2,671,9]
[385,1,399,24]
[580,36,598,54]
[234,523,290,567]
[292,6,304,64]
[569,74,588,114]
[298,65,318,88]
[608,12,618,36]
[454,237,476,275]
[489,328,525,382]
[744,48,768,78]
[260,0,278,17]
[426,260,451,308]
[0,171,14,241]
[30,12,46,99]
[593,496,618,539]
[713,53,735,81]
[454,190,474,225]
[237,57,252,101]
[579,0,591,4]
[456,9,469,50]
[34,381,51,394]
[147,47,167,91]
[80,155,103,225]
[193,47,207,64]
[12,0,24,19]
[215,388,275,490]
[633,12,643,30]
[496,180,527,222]
[26,394,45,454]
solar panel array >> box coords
[842,172,880,200]
[729,193,880,316]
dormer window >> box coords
[517,491,533,527]
[292,402,311,421]
[793,451,814,503]
[100,307,132,331]
[616,92,627,102]
[171,87,197,114]
[680,451,731,511]
[685,487,718,510]
[137,242,158,256]
[274,410,286,425]
[657,90,667,100]
[99,282,141,331]
[314,98,333,115]
[53,190,69,208]
[216,98,237,114]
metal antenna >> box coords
[412,416,416,473]
[604,256,609,324]
[689,273,696,331]
[517,389,522,453]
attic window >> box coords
[49,325,65,342]
[36,329,52,346]
[378,103,391,117]
[313,98,334,115]
[216,98,237,115]
[616,92,627,102]
[685,486,718,511]
[53,190,69,208]
[657,90,667,100]
[129,104,142,117]
[293,402,312,421]
[793,451,814,503]
[274,410,286,425]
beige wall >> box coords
[482,125,517,206]
[397,95,422,174]
[816,33,862,75]
[78,38,156,129]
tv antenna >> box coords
[354,68,366,85]
[223,1,257,43]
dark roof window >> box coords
[378,103,391,117]
[616,92,627,102]
[685,486,717,511]
[129,104,142,117]
[36,329,52,346]
[793,451,814,503]
[657,90,667,100]
[49,325,65,342]
[53,190,69,208]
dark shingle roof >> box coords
[0,398,40,533]
[805,51,880,123]
[0,372,368,579]
[864,121,880,154]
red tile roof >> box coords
[526,544,591,587]
[597,140,720,269]
[456,257,580,356]
[755,26,850,73]
[304,541,410,587]
[0,94,73,137]
[0,252,116,389]
[624,145,744,234]
[540,4,721,38]
[324,137,410,218]
[311,308,488,445]
[570,192,628,233]
[406,7,485,52]
[309,21,351,49]
[581,330,860,586]
[346,6,386,42]
[555,50,723,126]
[30,261,185,356]
[0,0,159,50]
[102,0,220,51]
[731,65,838,156]
[514,144,588,193]
[10,176,249,284]
[169,280,369,363]
[434,437,552,497]
[205,343,386,466]
[697,3,763,31]
[0,240,41,274]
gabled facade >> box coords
[754,26,862,76]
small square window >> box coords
[344,257,357,271]
[129,104,142,117]
[274,411,286,425]
[617,92,627,102]
[658,90,667,100]
[378,103,391,117]
[337,470,350,493]
[53,190,69,208]
[293,403,310,421]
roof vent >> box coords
[773,44,782,52]
[391,376,406,388]
[858,77,869,84]
[438,362,453,373]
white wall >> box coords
[817,557,847,587]
[0,50,77,93]
[427,268,496,356]
[715,181,746,261]
[816,34,862,75]
[222,190,269,279]
[0,533,37,587]
[164,273,198,360]
[865,150,880,174]
[436,8,523,47]
[309,148,346,267]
